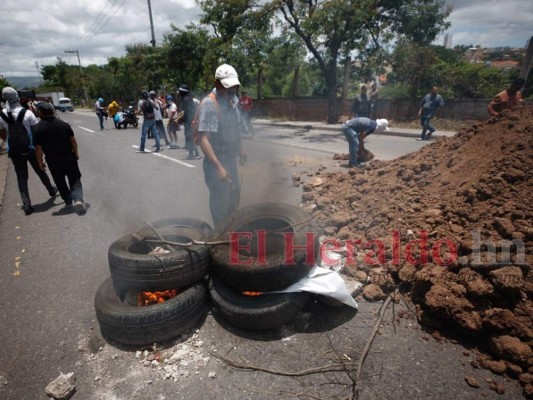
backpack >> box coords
[0,109,31,156]
[141,99,155,118]
[192,93,219,144]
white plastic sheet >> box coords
[266,265,359,309]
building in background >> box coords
[443,33,453,49]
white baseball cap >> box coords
[376,118,389,131]
[215,64,241,88]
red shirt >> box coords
[240,96,252,113]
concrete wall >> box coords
[252,97,532,122]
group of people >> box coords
[0,87,85,216]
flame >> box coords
[242,291,263,296]
[137,289,178,306]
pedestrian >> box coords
[107,100,120,128]
[417,86,444,141]
[33,102,86,215]
[351,85,371,118]
[178,84,201,160]
[95,97,106,130]
[150,91,170,147]
[369,82,379,119]
[0,87,57,215]
[341,117,389,169]
[165,95,180,149]
[195,64,246,226]
[136,90,160,153]
[487,78,525,117]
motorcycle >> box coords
[122,106,138,128]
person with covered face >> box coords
[195,64,246,226]
[0,87,57,215]
[341,117,389,169]
[178,84,201,160]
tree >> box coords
[198,0,451,123]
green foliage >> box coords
[0,76,11,89]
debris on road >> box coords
[45,372,76,400]
[300,105,533,394]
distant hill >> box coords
[6,76,42,89]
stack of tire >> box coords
[208,203,316,331]
[94,218,213,346]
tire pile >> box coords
[95,203,317,346]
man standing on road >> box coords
[196,64,246,226]
[165,95,180,149]
[341,117,389,169]
[95,97,106,131]
[137,90,161,153]
[351,85,371,118]
[151,91,170,148]
[487,78,525,117]
[369,83,379,119]
[178,84,201,160]
[33,102,86,214]
[0,87,57,215]
[417,86,444,141]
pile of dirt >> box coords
[299,105,533,396]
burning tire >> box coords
[108,217,212,294]
[95,277,207,346]
[209,273,310,331]
[210,203,316,292]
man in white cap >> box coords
[0,87,57,215]
[195,63,246,226]
[340,117,389,169]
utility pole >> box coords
[147,0,156,47]
[35,61,42,85]
[65,49,89,107]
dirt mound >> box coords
[301,105,533,396]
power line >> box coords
[73,0,124,49]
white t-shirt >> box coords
[167,103,177,121]
[0,106,39,136]
[153,99,163,120]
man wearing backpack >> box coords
[0,87,57,215]
[195,64,246,226]
[136,90,161,153]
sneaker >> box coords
[185,154,195,160]
[74,200,86,215]
[136,149,146,153]
[154,148,162,153]
[22,204,35,215]
[48,187,58,197]
[416,138,424,141]
[195,155,202,159]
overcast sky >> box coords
[1,0,532,77]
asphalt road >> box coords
[0,112,523,399]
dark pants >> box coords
[47,157,83,205]
[11,152,55,206]
[420,113,436,139]
[203,155,240,227]
[184,123,199,157]
[97,113,104,130]
[155,120,170,145]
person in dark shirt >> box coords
[33,102,86,215]
[351,85,371,118]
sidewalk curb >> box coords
[251,120,456,139]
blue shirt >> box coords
[420,93,444,116]
[343,117,377,135]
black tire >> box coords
[133,121,138,128]
[209,274,309,331]
[95,277,207,345]
[109,218,212,294]
[210,203,317,292]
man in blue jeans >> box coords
[341,117,389,168]
[136,90,160,152]
[417,86,444,141]
[196,64,246,226]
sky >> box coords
[0,0,532,77]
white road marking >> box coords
[78,126,105,136]
[131,145,195,168]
